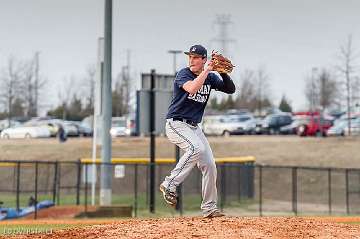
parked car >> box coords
[47,119,79,137]
[0,126,51,139]
[294,112,333,137]
[280,115,310,135]
[202,114,256,136]
[340,117,360,136]
[23,120,59,137]
[69,121,93,137]
[254,117,264,134]
[259,113,293,135]
[110,117,130,137]
[0,120,20,132]
[63,121,80,137]
[326,119,348,136]
[327,117,360,136]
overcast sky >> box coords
[0,0,359,114]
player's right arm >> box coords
[182,63,213,94]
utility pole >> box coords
[100,0,113,206]
[211,14,235,107]
[168,49,182,214]
[212,14,235,56]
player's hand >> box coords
[205,60,214,72]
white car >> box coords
[0,126,51,139]
[202,114,256,136]
[110,117,130,137]
[0,120,20,132]
[47,119,79,137]
[328,117,360,136]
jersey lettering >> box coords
[188,84,211,103]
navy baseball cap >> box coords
[184,44,207,58]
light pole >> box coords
[100,0,113,206]
[168,49,182,213]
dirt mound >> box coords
[6,216,360,239]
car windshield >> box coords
[293,116,310,124]
[112,119,126,127]
[236,116,251,122]
[220,115,251,123]
[334,119,348,127]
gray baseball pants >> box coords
[161,118,219,216]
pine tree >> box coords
[279,94,292,112]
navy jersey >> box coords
[166,67,228,123]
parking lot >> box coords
[0,135,359,168]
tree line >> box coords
[0,53,45,121]
[211,35,360,115]
[0,36,358,121]
[0,55,133,122]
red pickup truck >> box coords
[293,112,333,137]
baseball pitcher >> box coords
[160,44,235,218]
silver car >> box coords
[327,118,360,136]
[202,114,256,136]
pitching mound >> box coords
[5,216,360,239]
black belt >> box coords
[172,118,198,127]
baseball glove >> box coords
[211,51,235,74]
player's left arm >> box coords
[212,73,236,94]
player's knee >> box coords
[208,163,217,175]
[202,162,217,176]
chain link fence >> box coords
[1,160,360,219]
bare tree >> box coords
[235,68,272,114]
[32,52,46,116]
[112,65,133,116]
[0,57,23,126]
[337,35,359,135]
[304,68,320,111]
[304,68,339,111]
[21,59,36,117]
[235,69,256,110]
[121,65,132,114]
[8,52,47,118]
[58,76,77,120]
[254,67,272,115]
[351,76,360,108]
[318,69,339,111]
[81,65,96,112]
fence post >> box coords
[76,160,82,205]
[134,164,138,217]
[328,168,332,215]
[220,164,226,211]
[85,163,88,214]
[146,165,149,206]
[52,162,58,204]
[16,162,20,212]
[57,163,61,205]
[34,162,39,220]
[238,164,241,201]
[292,167,298,216]
[345,169,349,215]
[259,165,262,216]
